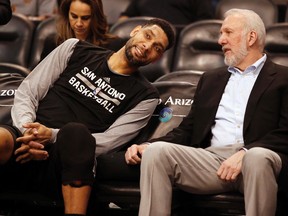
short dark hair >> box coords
[142,18,176,50]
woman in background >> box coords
[41,0,123,59]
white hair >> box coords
[224,8,266,51]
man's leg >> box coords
[139,142,236,216]
[0,125,20,165]
[241,147,282,216]
[62,184,92,214]
[0,125,38,193]
[57,122,96,215]
[0,127,14,164]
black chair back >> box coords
[0,14,34,67]
[155,70,204,85]
[172,20,225,72]
[103,0,132,26]
[0,63,30,124]
[265,22,288,67]
[28,17,57,70]
[215,0,278,27]
[131,81,197,144]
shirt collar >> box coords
[228,54,267,76]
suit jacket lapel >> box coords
[243,59,276,133]
[201,69,231,136]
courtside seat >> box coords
[155,70,204,85]
[0,192,63,216]
[94,182,287,216]
[181,190,287,216]
[94,181,246,216]
[28,17,57,70]
[93,181,185,216]
[0,63,30,125]
[172,20,225,72]
[103,0,132,26]
[0,63,30,76]
[215,0,278,27]
[265,22,288,67]
[0,14,34,67]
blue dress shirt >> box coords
[210,54,267,147]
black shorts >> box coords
[0,124,62,199]
[0,123,96,199]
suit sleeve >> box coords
[244,84,288,155]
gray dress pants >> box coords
[139,142,282,216]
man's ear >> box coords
[130,25,142,37]
[248,30,257,47]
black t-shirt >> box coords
[36,40,159,132]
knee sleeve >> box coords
[56,122,96,186]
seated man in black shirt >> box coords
[0,18,175,216]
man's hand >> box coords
[125,144,149,165]
[14,122,52,163]
[15,142,49,163]
[16,122,52,144]
[217,149,246,182]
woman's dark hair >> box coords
[143,18,176,50]
[56,0,116,46]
